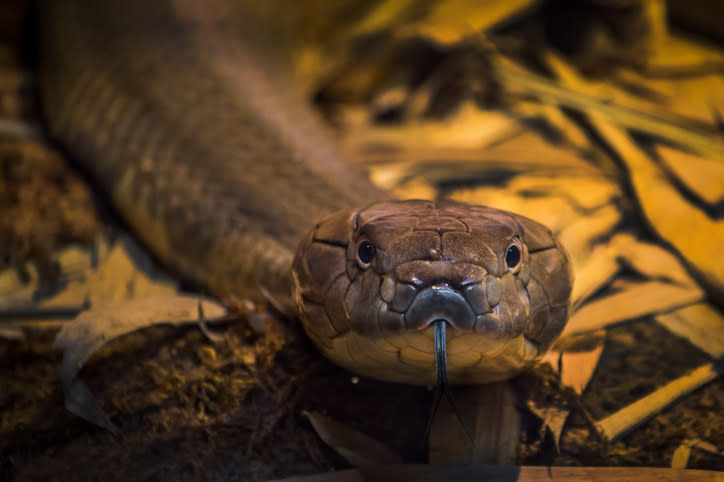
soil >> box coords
[1,2,722,481]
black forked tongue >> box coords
[423,320,475,446]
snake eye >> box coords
[357,240,375,266]
[505,243,521,269]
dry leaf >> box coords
[656,303,724,359]
[269,465,721,482]
[671,438,723,469]
[656,145,724,206]
[566,280,703,336]
[0,261,40,309]
[559,345,604,395]
[429,382,519,465]
[397,0,536,45]
[564,236,704,336]
[86,236,178,305]
[302,410,403,467]
[348,102,523,158]
[597,363,720,442]
[498,53,724,159]
[592,117,724,301]
[53,294,227,429]
[527,400,569,452]
[539,51,724,301]
[648,33,724,73]
[0,326,24,340]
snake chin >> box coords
[292,199,573,385]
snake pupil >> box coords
[357,241,375,265]
[505,244,521,268]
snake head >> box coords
[292,199,572,386]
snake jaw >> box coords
[404,284,476,331]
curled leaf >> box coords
[303,410,403,467]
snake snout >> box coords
[405,284,476,331]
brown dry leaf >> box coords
[559,345,604,395]
[592,117,724,301]
[671,439,723,469]
[86,235,177,305]
[453,188,580,234]
[526,400,569,452]
[0,261,38,309]
[564,233,704,336]
[597,363,720,442]
[656,303,724,359]
[397,0,536,45]
[498,54,724,160]
[348,102,523,162]
[0,244,94,339]
[566,280,703,336]
[429,383,519,465]
[270,465,721,482]
[656,145,724,206]
[53,294,227,430]
[302,410,403,467]
[638,73,724,128]
[648,33,724,73]
[540,51,724,300]
[556,205,621,307]
[0,243,91,309]
[0,326,23,340]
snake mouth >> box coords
[405,284,476,331]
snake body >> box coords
[38,0,572,385]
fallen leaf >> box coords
[86,235,178,305]
[429,382,519,465]
[671,438,723,469]
[303,410,403,467]
[656,303,724,359]
[593,117,724,302]
[0,261,39,309]
[564,236,704,336]
[0,326,24,341]
[656,145,724,206]
[565,280,703,336]
[53,294,227,429]
[527,400,569,452]
[398,0,536,45]
[268,465,722,482]
[559,345,604,395]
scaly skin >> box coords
[38,1,572,384]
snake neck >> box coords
[38,0,390,308]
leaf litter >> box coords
[2,0,724,479]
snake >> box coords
[37,0,572,386]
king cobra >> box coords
[37,1,572,387]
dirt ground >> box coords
[1,2,722,481]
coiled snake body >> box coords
[38,0,572,385]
